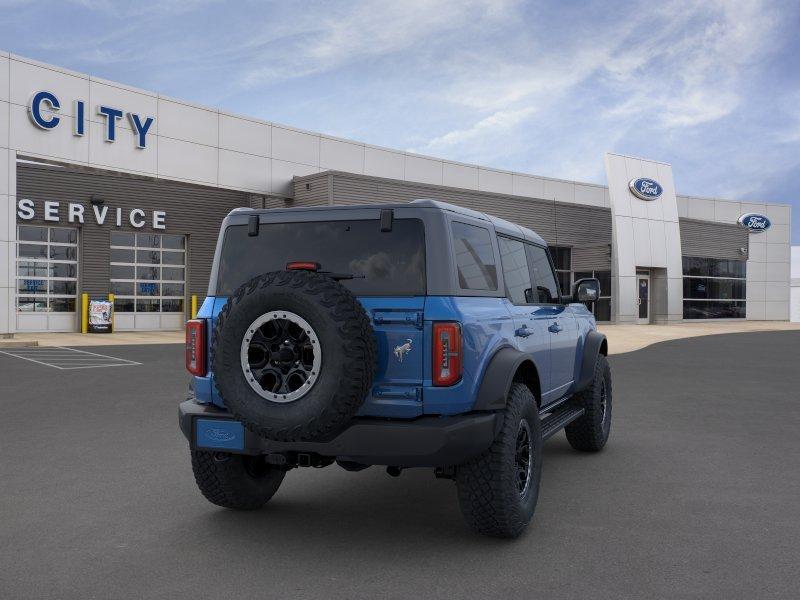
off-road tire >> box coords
[191,450,285,510]
[455,383,542,538]
[213,270,376,442]
[565,354,612,452]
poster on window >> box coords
[88,300,113,333]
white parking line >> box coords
[0,346,141,370]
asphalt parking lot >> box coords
[1,331,798,600]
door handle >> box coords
[548,322,562,334]
[515,325,533,338]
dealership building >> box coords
[0,51,793,334]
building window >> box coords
[574,270,612,322]
[550,246,571,297]
[110,233,186,314]
[682,257,746,319]
[551,245,611,322]
[16,225,78,313]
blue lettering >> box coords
[97,105,124,142]
[73,100,85,136]
[128,113,155,149]
[29,91,61,129]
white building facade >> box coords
[791,247,800,323]
[0,51,793,333]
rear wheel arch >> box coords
[474,347,542,411]
[512,360,541,408]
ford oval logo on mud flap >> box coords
[628,178,663,201]
[206,428,236,442]
[737,213,771,233]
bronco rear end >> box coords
[181,201,497,466]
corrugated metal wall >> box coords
[294,174,332,207]
[678,218,749,260]
[293,171,612,265]
[572,244,612,271]
[16,163,248,299]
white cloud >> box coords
[407,0,786,182]
[238,0,520,88]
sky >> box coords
[1,0,799,242]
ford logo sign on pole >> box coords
[628,178,663,201]
[737,213,771,233]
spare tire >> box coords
[212,270,376,442]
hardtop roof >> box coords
[229,198,547,246]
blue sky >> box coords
[2,0,799,241]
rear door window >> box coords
[525,244,561,304]
[451,222,497,291]
[216,218,426,296]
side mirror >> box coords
[572,278,600,303]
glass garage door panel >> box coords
[16,225,79,332]
[110,233,186,330]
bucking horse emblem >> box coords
[393,338,413,363]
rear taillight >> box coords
[186,319,206,376]
[432,322,462,386]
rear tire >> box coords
[191,451,285,510]
[565,354,612,452]
[455,383,542,538]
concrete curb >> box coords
[0,340,39,349]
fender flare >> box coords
[575,330,608,392]
[473,347,537,411]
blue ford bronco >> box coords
[179,200,611,537]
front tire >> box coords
[191,451,285,510]
[565,354,612,452]
[455,383,542,538]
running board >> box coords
[540,405,585,441]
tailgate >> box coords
[357,297,425,418]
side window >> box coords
[451,222,498,291]
[525,244,561,304]
[498,237,533,304]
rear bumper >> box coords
[179,400,498,468]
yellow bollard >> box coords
[191,295,198,319]
[108,293,115,332]
[81,293,89,334]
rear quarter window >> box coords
[216,218,426,296]
[451,221,498,291]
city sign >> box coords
[28,90,155,148]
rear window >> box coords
[216,218,426,296]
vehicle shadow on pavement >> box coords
[177,439,588,547]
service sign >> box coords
[17,198,166,230]
[628,178,663,201]
[737,213,771,233]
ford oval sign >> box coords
[628,178,663,201]
[738,213,771,233]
